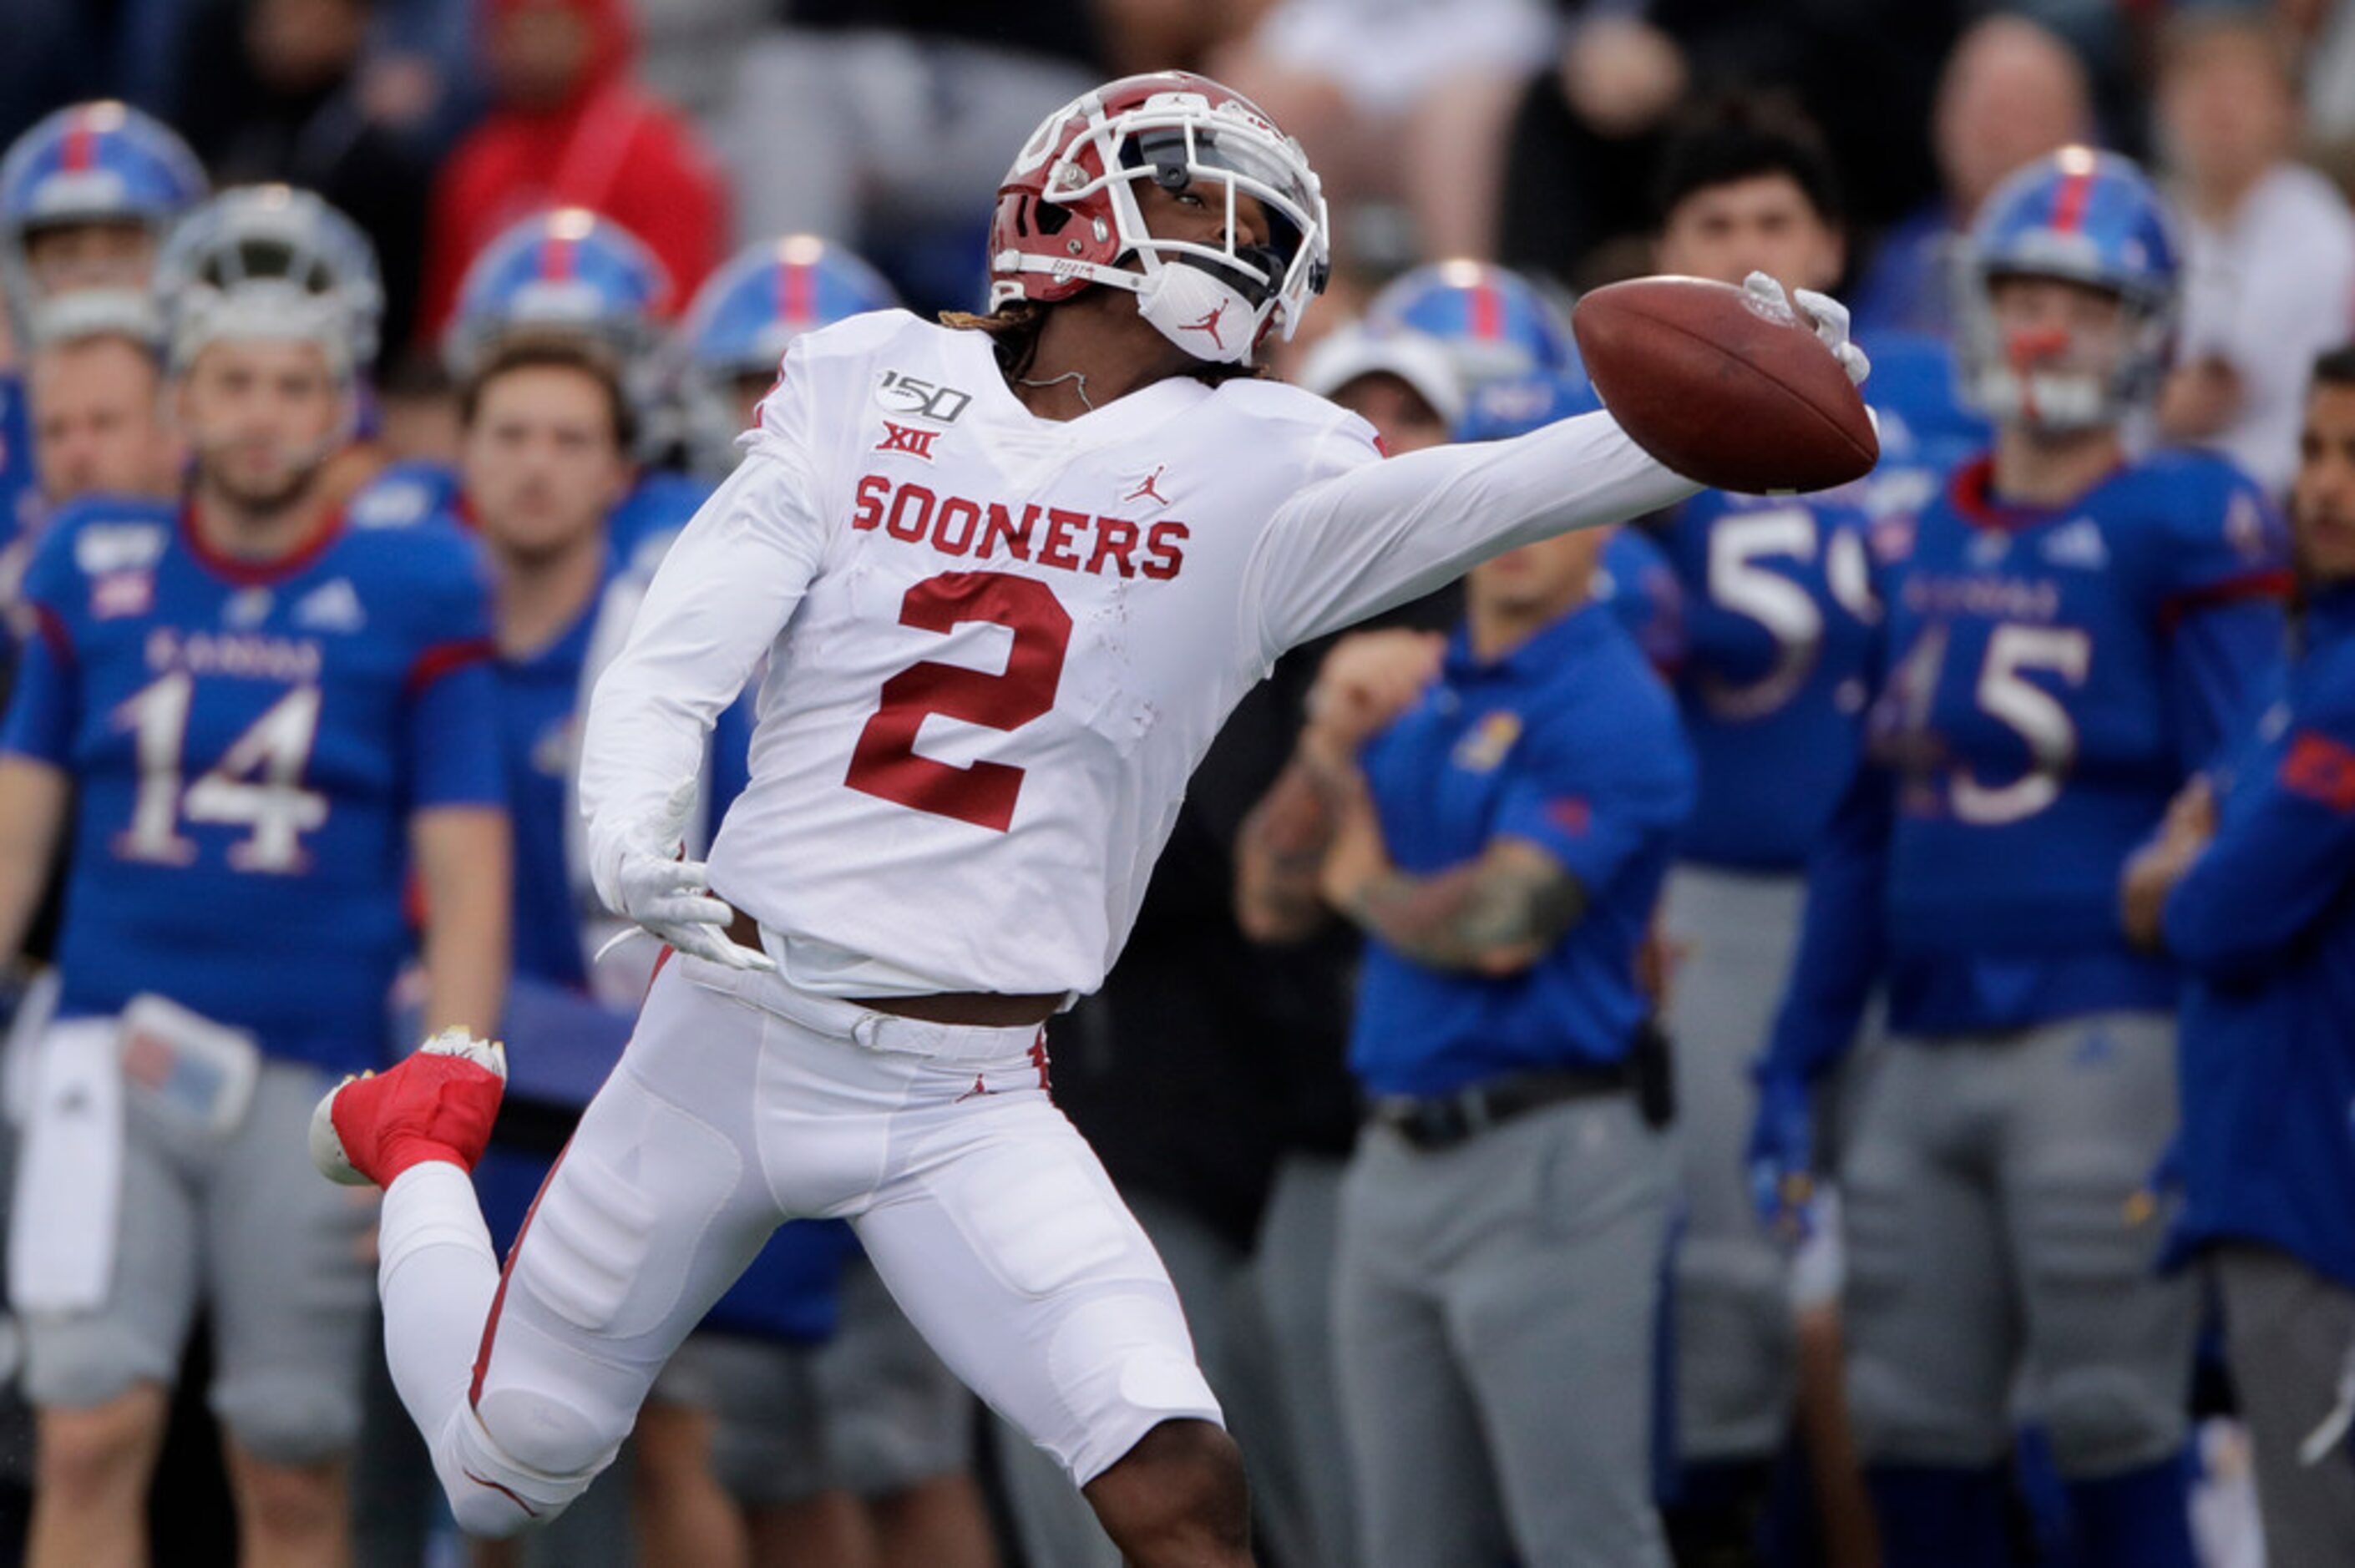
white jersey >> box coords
[581,310,1694,998]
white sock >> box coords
[377,1161,500,1442]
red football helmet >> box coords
[988,72,1330,366]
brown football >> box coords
[1572,276,1878,493]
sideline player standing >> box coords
[0,104,206,686]
[313,71,1862,1562]
[2122,347,2355,1565]
[0,186,509,1568]
[1638,100,1882,1549]
[1750,149,2291,1568]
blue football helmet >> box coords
[676,235,899,471]
[1453,370,1602,443]
[444,209,672,381]
[154,185,383,380]
[1954,146,2181,431]
[1365,260,1579,391]
[0,101,207,346]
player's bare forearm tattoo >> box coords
[1345,841,1588,972]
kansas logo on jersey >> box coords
[1452,709,1522,772]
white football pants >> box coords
[372,951,1223,1537]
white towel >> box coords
[9,1019,125,1314]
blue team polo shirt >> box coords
[1347,598,1694,1099]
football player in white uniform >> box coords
[310,70,1861,1563]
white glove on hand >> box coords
[1743,271,1871,387]
[591,778,775,973]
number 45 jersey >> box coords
[590,310,1692,999]
[1866,451,2289,1024]
[2,496,505,1072]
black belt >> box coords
[1370,1062,1633,1151]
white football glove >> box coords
[1743,271,1871,387]
[590,778,775,973]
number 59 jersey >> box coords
[620,311,1686,999]
[1659,488,1881,872]
[2,496,505,1071]
[1868,451,2290,965]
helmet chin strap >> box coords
[1134,258,1260,366]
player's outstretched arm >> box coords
[413,807,509,1039]
[0,757,68,965]
[1249,412,1704,655]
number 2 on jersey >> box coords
[114,672,329,872]
[845,572,1072,831]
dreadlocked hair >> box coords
[940,297,1268,387]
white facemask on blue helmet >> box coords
[0,100,206,348]
[155,185,384,382]
[1953,147,2181,432]
[675,235,899,474]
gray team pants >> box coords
[654,1252,976,1505]
[2211,1243,2355,1568]
[1253,1153,1358,1568]
[1334,1094,1675,1568]
[1657,864,1805,1462]
[17,1058,377,1463]
[1841,1014,2195,1476]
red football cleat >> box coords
[309,1028,508,1188]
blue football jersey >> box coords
[0,369,36,689]
[1659,488,1882,870]
[607,468,706,570]
[499,598,602,994]
[1869,451,2288,1027]
[0,370,33,549]
[1,494,505,1071]
[346,456,461,531]
[1595,524,1685,676]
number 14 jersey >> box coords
[585,310,1693,999]
[3,496,504,1071]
